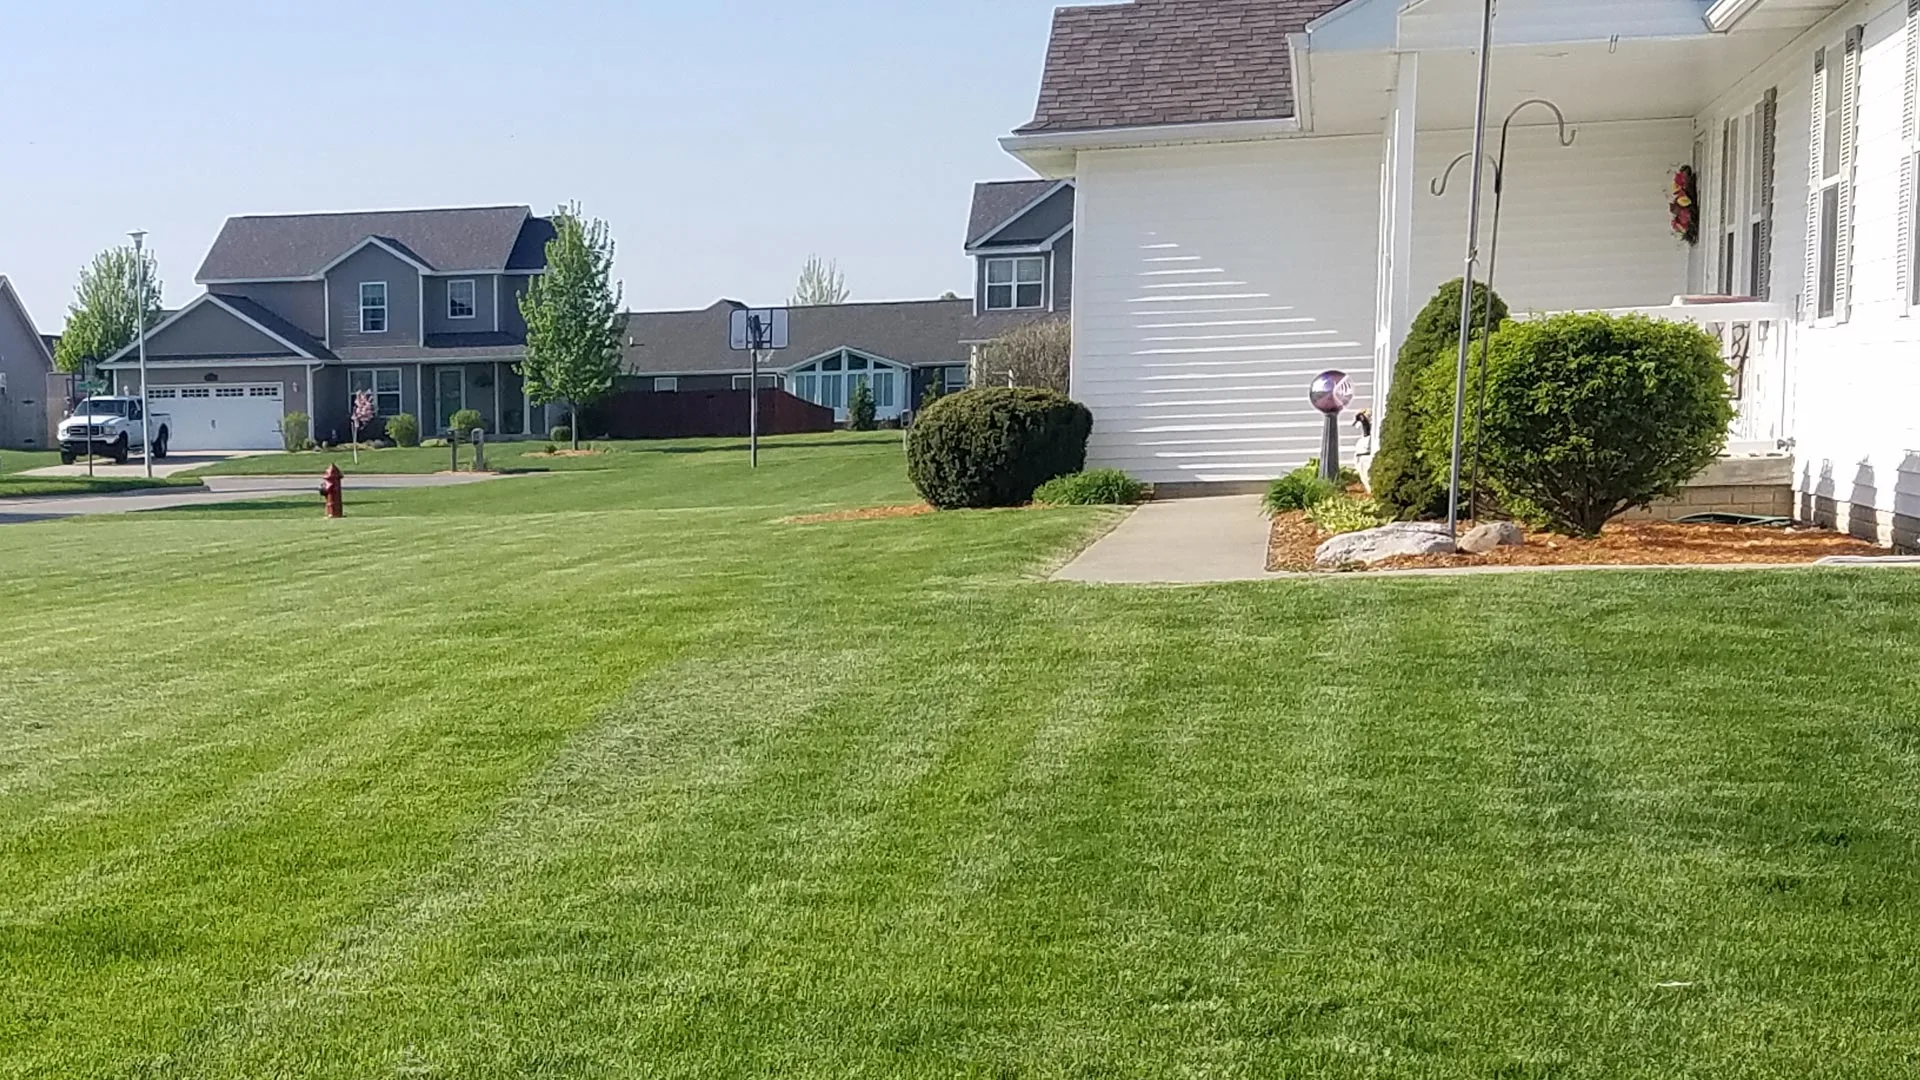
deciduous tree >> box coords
[791,256,849,306]
[519,204,623,451]
[54,246,163,375]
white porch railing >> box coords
[1528,299,1793,455]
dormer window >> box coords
[359,282,388,333]
[985,257,1045,311]
[448,279,477,320]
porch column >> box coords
[492,362,502,435]
[1374,51,1420,410]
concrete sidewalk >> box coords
[0,473,505,524]
[21,451,273,479]
[1053,495,1272,584]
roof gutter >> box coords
[1704,0,1765,32]
[1000,116,1303,157]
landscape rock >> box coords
[1458,521,1525,555]
[1314,522,1456,567]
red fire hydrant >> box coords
[321,464,344,519]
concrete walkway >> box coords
[0,473,504,524]
[1054,495,1272,584]
[20,451,275,479]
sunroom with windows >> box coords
[785,348,909,422]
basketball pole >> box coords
[748,313,762,470]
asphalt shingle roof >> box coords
[195,205,545,282]
[623,300,984,377]
[966,180,1061,247]
[1016,0,1352,134]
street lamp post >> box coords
[131,230,152,478]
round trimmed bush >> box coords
[1418,312,1732,536]
[907,387,1093,509]
[385,413,421,448]
[550,425,573,445]
[449,409,484,437]
[1034,469,1149,506]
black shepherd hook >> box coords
[1428,98,1576,519]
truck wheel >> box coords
[111,436,129,465]
[152,431,169,460]
[60,451,75,465]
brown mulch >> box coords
[781,504,936,526]
[525,449,606,459]
[1269,513,1885,573]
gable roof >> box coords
[967,180,1062,247]
[196,205,547,282]
[102,292,329,365]
[1016,0,1352,135]
[623,299,981,377]
[0,276,56,371]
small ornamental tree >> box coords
[847,380,877,431]
[978,318,1070,394]
[519,203,623,451]
[1371,279,1507,520]
[349,390,376,462]
[1424,312,1733,536]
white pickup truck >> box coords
[57,396,171,465]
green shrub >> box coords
[1306,495,1389,535]
[280,412,310,453]
[1371,279,1508,520]
[550,425,572,445]
[385,413,421,448]
[1421,312,1732,536]
[449,409,484,437]
[906,387,1093,509]
[847,381,877,431]
[1264,463,1341,515]
[1033,469,1150,506]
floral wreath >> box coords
[1670,165,1699,245]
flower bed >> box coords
[1269,514,1883,573]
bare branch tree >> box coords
[790,256,849,306]
[978,318,1071,394]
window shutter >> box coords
[1836,25,1864,322]
[1759,88,1778,301]
[1807,48,1826,318]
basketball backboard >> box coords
[730,307,790,351]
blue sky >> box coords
[0,0,1082,331]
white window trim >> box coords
[983,256,1048,312]
[359,281,389,334]
[1810,30,1863,326]
[348,366,404,416]
[448,279,477,320]
[654,377,679,392]
[731,374,779,390]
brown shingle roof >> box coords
[1016,0,1353,135]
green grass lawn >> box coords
[0,449,196,500]
[4,432,1919,1078]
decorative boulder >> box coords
[1458,521,1525,555]
[1314,522,1456,567]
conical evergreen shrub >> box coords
[1370,278,1508,519]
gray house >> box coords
[622,299,977,424]
[0,276,55,449]
[102,206,556,449]
[965,179,1075,334]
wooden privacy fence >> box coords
[582,389,836,440]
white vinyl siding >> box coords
[1073,137,1383,484]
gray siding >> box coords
[0,290,50,448]
[211,281,327,340]
[1052,232,1074,311]
[146,302,297,360]
[499,274,533,338]
[977,186,1074,245]
[315,363,428,444]
[327,245,422,348]
[423,274,500,336]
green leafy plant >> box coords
[1264,464,1341,515]
[1371,279,1508,520]
[279,412,310,454]
[550,425,572,445]
[1421,312,1733,536]
[906,387,1093,509]
[519,204,623,450]
[1033,469,1150,506]
[449,409,485,437]
[385,413,421,448]
[1306,495,1389,536]
[847,381,877,431]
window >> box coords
[1713,103,1771,298]
[360,282,388,333]
[984,257,1046,310]
[784,350,910,418]
[1814,34,1862,322]
[732,374,779,389]
[1818,46,1844,319]
[349,367,403,415]
[654,377,678,392]
[448,279,476,320]
[1912,151,1920,308]
[1721,116,1740,294]
[942,365,968,393]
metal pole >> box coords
[131,231,151,477]
[749,347,761,469]
[1446,0,1497,541]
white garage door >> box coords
[150,384,286,451]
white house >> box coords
[1001,0,1920,544]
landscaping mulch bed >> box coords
[1269,513,1885,573]
[781,504,936,526]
